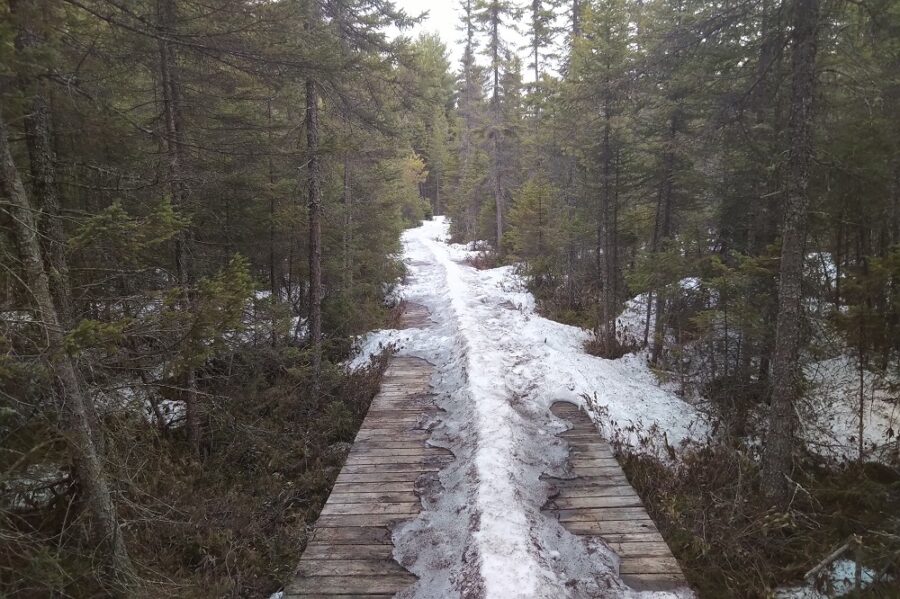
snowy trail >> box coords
[353,218,702,598]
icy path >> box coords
[353,218,702,599]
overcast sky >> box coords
[391,0,534,77]
[393,0,464,63]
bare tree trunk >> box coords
[493,132,503,252]
[489,3,503,253]
[435,170,441,216]
[650,116,676,365]
[1,115,135,586]
[761,0,819,505]
[343,155,353,290]
[10,0,71,323]
[9,0,112,455]
[598,87,618,353]
[157,0,201,454]
[268,97,279,347]
[571,0,582,40]
[532,0,541,86]
[306,73,323,384]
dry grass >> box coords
[617,443,900,598]
[0,347,391,598]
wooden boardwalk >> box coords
[285,304,448,598]
[286,302,688,596]
[543,401,687,592]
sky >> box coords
[392,0,464,64]
[391,0,534,77]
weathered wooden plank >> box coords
[344,454,450,466]
[315,513,412,527]
[570,442,615,452]
[346,447,433,458]
[353,441,441,450]
[284,590,394,599]
[546,474,630,487]
[594,531,668,544]
[377,384,429,391]
[339,462,442,474]
[570,457,619,468]
[571,449,615,460]
[557,506,651,523]
[350,437,432,446]
[327,491,419,504]
[549,484,636,498]
[621,573,686,591]
[284,594,393,599]
[301,543,394,560]
[331,481,417,494]
[366,404,433,413]
[359,418,426,426]
[546,494,642,509]
[307,526,393,545]
[345,451,451,462]
[295,559,409,577]
[607,541,673,557]
[320,502,419,517]
[286,575,414,595]
[619,556,683,575]
[563,519,659,536]
[354,428,430,438]
[335,471,423,483]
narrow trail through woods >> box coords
[353,218,700,598]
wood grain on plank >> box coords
[286,346,440,597]
[545,401,689,593]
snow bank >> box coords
[776,559,890,598]
[351,218,701,598]
[800,356,898,462]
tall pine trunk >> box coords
[598,86,618,353]
[761,0,819,505]
[10,0,109,453]
[489,3,503,253]
[306,73,323,384]
[1,115,135,586]
[156,0,201,454]
[650,114,676,365]
[343,156,353,290]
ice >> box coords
[351,218,700,598]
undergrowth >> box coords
[618,444,900,598]
[0,346,391,598]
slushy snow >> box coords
[352,217,702,598]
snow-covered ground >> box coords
[352,217,703,598]
[613,275,899,463]
[800,356,899,462]
[776,559,889,598]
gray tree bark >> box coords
[306,71,323,384]
[156,0,201,453]
[1,114,135,587]
[761,0,819,505]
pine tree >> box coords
[761,0,821,506]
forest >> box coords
[0,0,898,597]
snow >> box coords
[0,310,36,325]
[351,217,701,598]
[800,356,898,462]
[775,559,889,598]
[0,463,67,511]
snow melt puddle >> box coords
[353,217,701,598]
